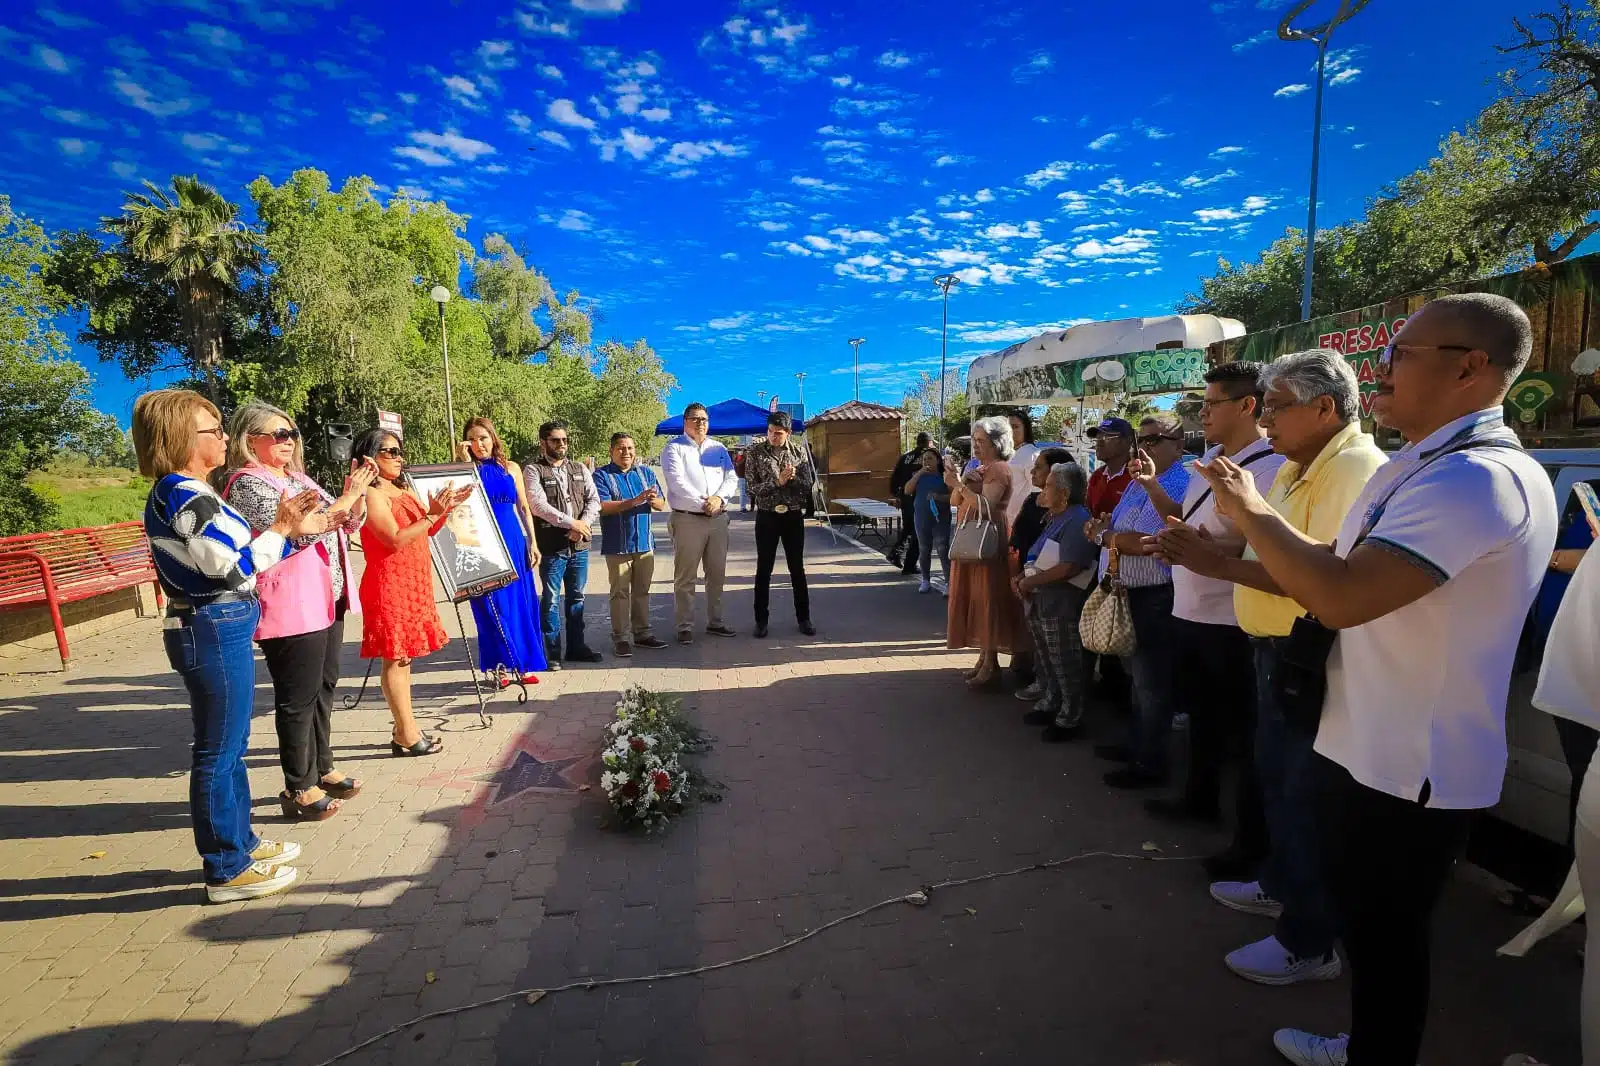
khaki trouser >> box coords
[669,511,729,632]
[604,551,656,643]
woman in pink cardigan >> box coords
[221,401,375,821]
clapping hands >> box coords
[427,483,474,517]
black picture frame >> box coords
[406,462,519,603]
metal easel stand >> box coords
[339,601,503,730]
[801,440,842,547]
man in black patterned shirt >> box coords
[745,410,817,638]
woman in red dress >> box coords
[354,429,472,756]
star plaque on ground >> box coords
[473,749,586,806]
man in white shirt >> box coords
[660,402,740,643]
[1136,363,1284,878]
[1196,293,1558,1066]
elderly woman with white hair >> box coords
[943,415,1023,689]
[221,400,377,821]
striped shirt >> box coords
[145,474,293,604]
[1099,459,1192,588]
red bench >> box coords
[0,521,164,669]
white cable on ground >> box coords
[310,847,1197,1066]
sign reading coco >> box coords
[1127,349,1208,392]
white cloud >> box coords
[941,210,974,221]
[708,314,750,330]
[831,74,853,87]
[1242,195,1271,211]
[876,50,912,69]
[443,75,481,102]
[832,96,898,116]
[555,208,593,231]
[662,139,743,166]
[187,23,242,50]
[478,39,517,69]
[1210,145,1244,159]
[1329,67,1361,86]
[829,228,888,244]
[110,70,195,117]
[956,320,1090,344]
[981,221,1043,240]
[1071,229,1154,259]
[773,240,818,257]
[792,175,847,192]
[572,0,629,11]
[508,110,533,133]
[876,121,912,137]
[640,106,671,122]
[1144,126,1171,140]
[1179,168,1238,188]
[973,188,995,203]
[1233,30,1272,52]
[411,128,497,161]
[396,145,453,167]
[1274,83,1309,98]
[38,7,97,29]
[539,63,564,80]
[616,127,660,160]
[757,220,788,232]
[1014,50,1052,80]
[933,248,989,267]
[1057,191,1092,214]
[1022,160,1082,188]
[548,98,596,130]
[1193,195,1272,223]
[42,107,106,129]
[57,137,98,158]
[1087,132,1119,151]
[538,129,573,149]
[803,234,842,252]
[110,160,138,179]
[33,45,71,73]
[933,154,965,167]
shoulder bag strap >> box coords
[1181,448,1271,523]
[1348,437,1524,552]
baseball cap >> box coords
[1086,417,1134,439]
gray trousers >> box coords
[669,511,729,632]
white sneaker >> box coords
[1226,934,1341,986]
[918,579,932,593]
[1273,1029,1348,1066]
[250,838,301,869]
[1209,879,1284,918]
[207,862,299,904]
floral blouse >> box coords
[225,469,364,606]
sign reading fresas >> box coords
[1315,317,1408,417]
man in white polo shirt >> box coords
[1196,293,1558,1066]
[1136,362,1284,879]
[661,402,741,643]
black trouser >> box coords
[259,615,345,795]
[1556,716,1600,851]
[892,497,919,571]
[1175,618,1267,854]
[754,509,810,625]
[1316,756,1472,1066]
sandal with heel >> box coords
[321,777,362,799]
[280,790,341,821]
[390,734,443,757]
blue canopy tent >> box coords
[654,398,804,437]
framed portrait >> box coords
[407,462,518,603]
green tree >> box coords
[0,196,114,535]
[1036,405,1077,443]
[99,176,261,399]
[473,234,592,360]
[900,369,969,444]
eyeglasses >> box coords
[375,446,404,459]
[1200,395,1248,410]
[1137,433,1181,446]
[250,427,301,443]
[545,436,569,445]
[1378,342,1475,371]
[686,416,710,425]
[195,426,226,440]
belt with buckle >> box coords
[774,504,790,514]
[166,590,256,617]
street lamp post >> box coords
[932,274,959,428]
[1278,0,1371,322]
[430,285,457,444]
[847,337,865,401]
[757,390,768,410]
[795,372,806,412]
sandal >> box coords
[321,776,362,799]
[391,735,444,757]
[280,789,341,821]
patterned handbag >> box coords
[949,493,1002,562]
[1079,547,1136,657]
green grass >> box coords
[27,467,149,530]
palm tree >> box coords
[103,175,259,400]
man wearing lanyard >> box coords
[744,410,818,638]
[661,403,740,644]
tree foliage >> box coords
[899,369,970,444]
[473,234,592,360]
[0,197,117,535]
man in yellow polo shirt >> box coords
[1152,348,1384,988]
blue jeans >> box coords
[540,547,591,659]
[1252,638,1335,957]
[1125,583,1176,776]
[163,599,262,884]
[913,502,950,582]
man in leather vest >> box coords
[524,419,603,665]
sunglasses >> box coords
[686,417,710,425]
[1137,433,1181,446]
[375,446,405,459]
[546,436,569,445]
[1378,342,1474,371]
[251,427,301,443]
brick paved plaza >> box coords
[0,517,1585,1065]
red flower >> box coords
[620,780,639,799]
[629,737,647,752]
[651,770,671,794]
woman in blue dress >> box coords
[458,418,549,684]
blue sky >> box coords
[0,0,1536,426]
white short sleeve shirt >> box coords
[1172,438,1285,626]
[1317,410,1557,810]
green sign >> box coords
[1050,349,1209,397]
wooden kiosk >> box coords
[805,401,904,514]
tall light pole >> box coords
[847,337,865,401]
[757,389,768,410]
[1278,0,1371,322]
[794,372,807,411]
[430,285,457,444]
[932,274,959,428]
